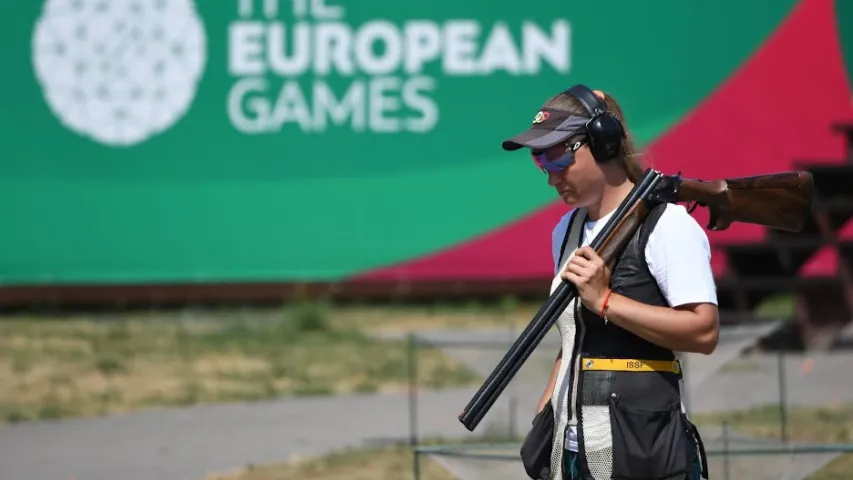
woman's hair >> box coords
[541,90,645,182]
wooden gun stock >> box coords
[675,171,814,232]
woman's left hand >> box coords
[561,246,612,312]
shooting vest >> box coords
[548,204,708,480]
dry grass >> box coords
[693,403,853,479]
[0,302,486,424]
[327,301,542,333]
[206,445,457,480]
[808,455,853,480]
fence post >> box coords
[408,332,421,480]
[681,354,691,415]
[722,420,731,480]
[777,350,788,444]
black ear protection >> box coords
[564,84,626,163]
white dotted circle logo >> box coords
[31,0,207,147]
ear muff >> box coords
[564,84,626,163]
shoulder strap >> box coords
[551,208,587,294]
[638,202,668,254]
[637,202,669,281]
[557,208,587,268]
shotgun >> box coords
[652,170,813,232]
[458,168,814,432]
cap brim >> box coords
[501,128,573,151]
[501,114,590,151]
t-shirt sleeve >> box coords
[551,210,574,275]
[644,204,718,307]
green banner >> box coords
[0,0,806,284]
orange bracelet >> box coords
[600,289,613,323]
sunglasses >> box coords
[531,139,587,173]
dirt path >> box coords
[0,387,513,480]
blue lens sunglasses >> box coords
[531,138,587,173]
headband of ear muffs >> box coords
[564,84,626,162]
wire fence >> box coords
[402,328,853,480]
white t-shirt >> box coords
[552,203,718,451]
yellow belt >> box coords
[581,358,681,374]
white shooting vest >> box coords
[547,207,590,480]
[546,206,701,480]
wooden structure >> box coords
[714,122,853,349]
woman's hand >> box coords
[561,246,611,312]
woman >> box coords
[502,84,718,480]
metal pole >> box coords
[722,420,731,480]
[508,319,517,439]
[777,350,788,444]
[681,354,691,414]
[408,333,421,480]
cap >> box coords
[501,108,590,151]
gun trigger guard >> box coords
[686,201,699,214]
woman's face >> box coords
[532,140,605,206]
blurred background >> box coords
[2,0,853,479]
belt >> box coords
[581,357,681,374]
